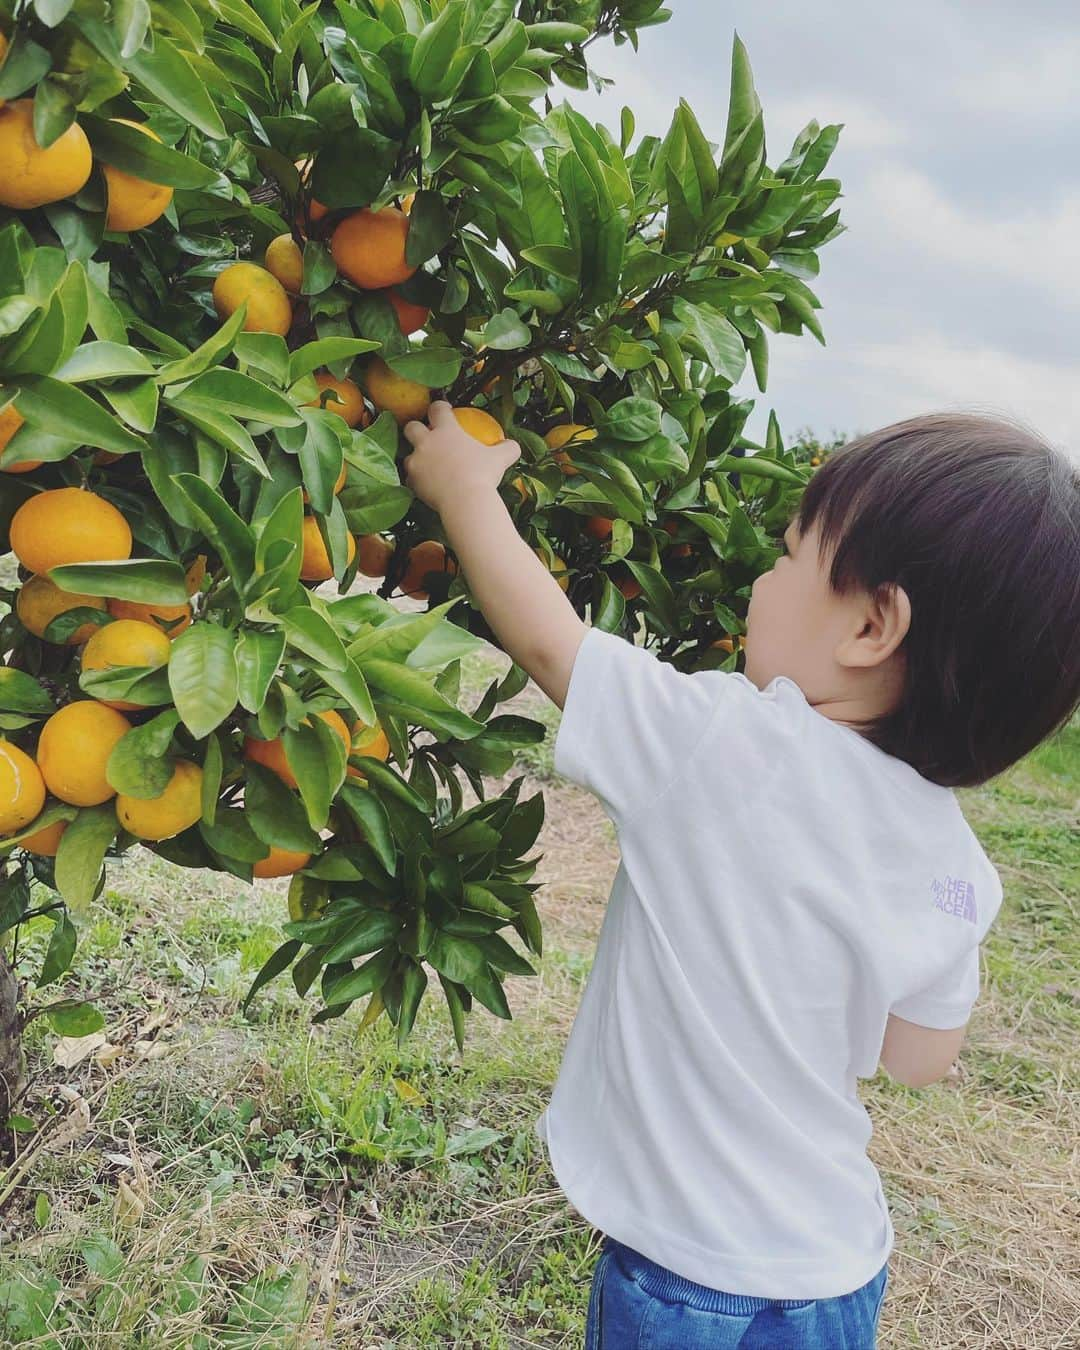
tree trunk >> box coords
[0,947,24,1159]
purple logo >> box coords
[931,875,978,923]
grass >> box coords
[0,647,1076,1348]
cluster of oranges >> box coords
[0,98,174,231]
[0,486,396,873]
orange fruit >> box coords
[356,533,395,578]
[510,475,530,502]
[17,575,107,645]
[0,100,92,209]
[584,516,613,541]
[348,718,391,785]
[300,516,356,582]
[612,567,642,601]
[330,207,415,289]
[10,487,132,574]
[80,619,172,710]
[472,359,500,396]
[106,596,192,638]
[243,709,351,789]
[544,423,597,476]
[363,355,431,425]
[452,406,504,445]
[387,289,429,335]
[399,540,456,600]
[212,261,292,336]
[711,636,745,655]
[400,192,415,215]
[116,760,203,841]
[37,701,132,806]
[0,403,39,472]
[103,120,173,231]
[21,819,67,857]
[535,547,570,592]
[264,232,304,294]
[0,740,46,835]
[662,522,693,559]
[253,845,312,879]
[305,373,369,428]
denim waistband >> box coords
[610,1240,816,1316]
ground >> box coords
[0,632,1077,1348]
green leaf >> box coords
[54,804,117,913]
[288,338,378,385]
[11,375,148,455]
[235,629,286,713]
[175,369,301,426]
[0,671,54,715]
[154,307,246,385]
[46,1002,104,1036]
[168,625,239,738]
[385,347,463,388]
[296,408,344,517]
[282,607,347,671]
[241,939,303,1016]
[47,559,188,604]
[46,556,187,604]
[38,912,78,986]
[410,2,466,100]
[83,114,220,189]
[33,78,76,151]
[481,308,530,350]
[322,911,400,965]
[55,342,155,383]
[0,32,50,101]
[322,946,395,1006]
[107,710,180,798]
[125,35,227,139]
[171,473,256,583]
[403,189,452,267]
[243,761,320,853]
[599,396,661,442]
[283,716,346,831]
[338,783,396,875]
[672,298,747,383]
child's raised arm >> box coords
[403,401,587,708]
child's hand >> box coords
[403,401,520,516]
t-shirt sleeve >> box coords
[889,941,981,1029]
[552,625,730,826]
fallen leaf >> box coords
[53,1033,108,1069]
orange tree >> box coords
[0,0,844,1125]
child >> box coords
[402,404,1080,1348]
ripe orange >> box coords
[535,547,570,592]
[253,845,312,879]
[17,575,107,645]
[10,487,132,574]
[103,120,173,231]
[264,232,304,294]
[0,403,39,472]
[305,373,369,427]
[21,819,67,857]
[363,356,431,425]
[356,533,395,578]
[452,407,504,445]
[387,289,429,335]
[711,636,745,655]
[400,192,415,215]
[510,475,530,502]
[348,717,391,785]
[612,567,642,601]
[662,523,693,559]
[243,709,351,789]
[212,261,292,336]
[331,207,415,290]
[300,516,356,581]
[116,760,203,841]
[0,740,46,835]
[472,359,500,396]
[37,701,132,806]
[0,100,92,209]
[399,540,456,600]
[585,516,613,541]
[80,619,172,710]
[106,596,192,638]
[544,423,597,476]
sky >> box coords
[565,0,1080,463]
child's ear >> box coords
[839,582,911,668]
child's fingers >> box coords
[402,419,430,447]
[428,400,454,425]
[496,439,521,471]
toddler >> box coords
[403,405,1080,1348]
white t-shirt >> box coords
[537,626,1003,1300]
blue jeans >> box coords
[585,1238,889,1348]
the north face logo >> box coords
[931,875,978,923]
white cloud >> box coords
[763,94,909,154]
[949,31,1080,125]
[855,164,1080,309]
[763,331,1080,460]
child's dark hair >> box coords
[794,410,1080,788]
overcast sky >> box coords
[566,0,1079,463]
